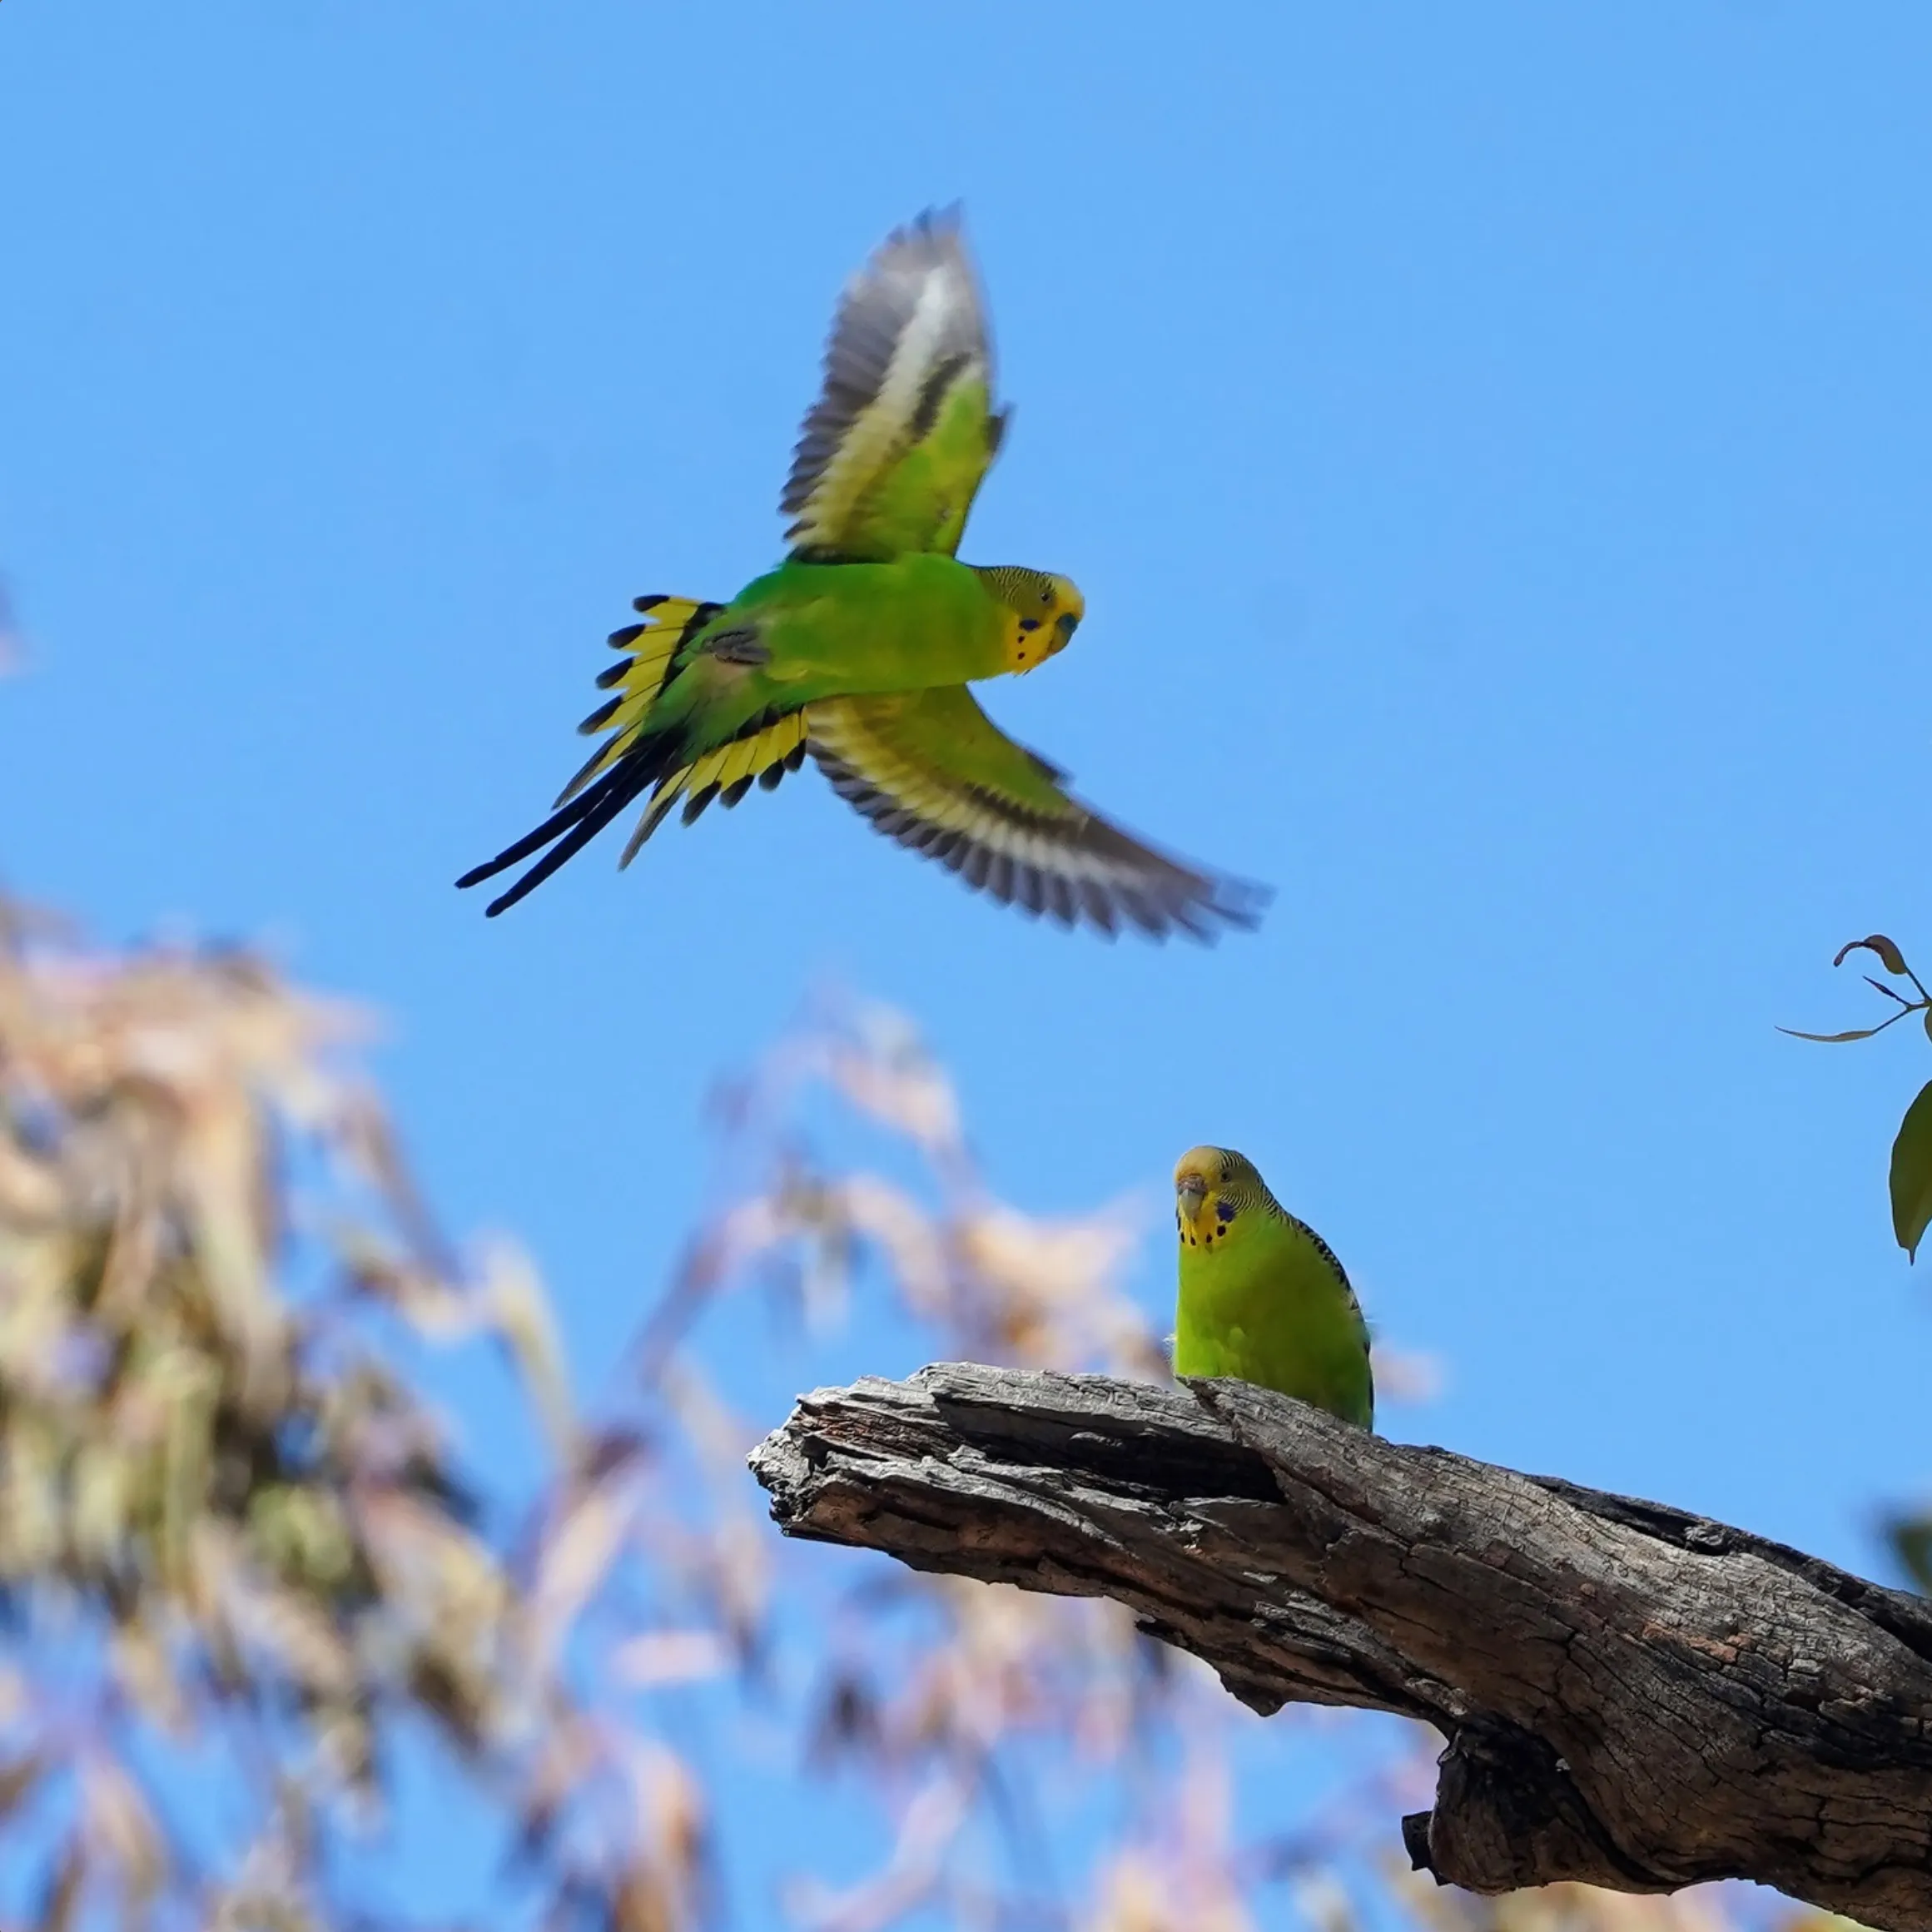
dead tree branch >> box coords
[749,1363,1932,1931]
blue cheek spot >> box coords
[1018,618,1041,633]
[1215,1199,1237,1224]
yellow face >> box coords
[1003,573,1085,673]
[1174,1145,1260,1250]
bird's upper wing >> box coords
[807,687,1269,941]
[781,210,1005,562]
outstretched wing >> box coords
[807,688,1269,941]
[782,209,1006,562]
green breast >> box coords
[737,554,1011,696]
[1173,1217,1373,1429]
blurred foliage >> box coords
[0,896,703,1927]
[0,580,20,675]
[0,893,1825,1930]
[1379,1870,1850,1932]
[1388,1870,1728,1932]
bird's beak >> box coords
[1175,1176,1206,1226]
[1050,611,1080,655]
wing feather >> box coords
[618,710,809,867]
[807,689,1269,942]
[555,597,715,807]
[782,210,1005,560]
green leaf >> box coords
[1835,933,1912,976]
[1889,1080,1932,1262]
[1777,1025,1885,1044]
[1886,1509,1932,1595]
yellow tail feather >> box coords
[554,596,718,807]
[618,710,811,867]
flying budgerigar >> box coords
[457,211,1265,940]
[1171,1145,1373,1428]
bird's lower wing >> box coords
[807,688,1269,941]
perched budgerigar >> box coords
[1171,1146,1373,1428]
[457,211,1264,941]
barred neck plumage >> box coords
[1214,1154,1351,1282]
[1219,1170,1284,1221]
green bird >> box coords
[1171,1145,1373,1428]
[457,211,1265,940]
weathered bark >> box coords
[749,1363,1932,1931]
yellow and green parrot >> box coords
[457,211,1265,941]
[1171,1145,1374,1428]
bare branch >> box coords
[750,1363,1932,1932]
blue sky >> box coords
[3,0,1931,1905]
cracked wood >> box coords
[749,1363,1932,1931]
